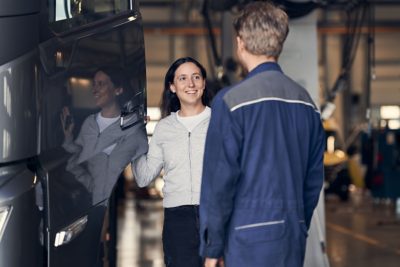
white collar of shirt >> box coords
[96,112,120,133]
[176,106,211,132]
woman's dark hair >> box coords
[160,57,210,118]
[94,66,132,107]
[95,66,126,88]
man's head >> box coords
[233,1,289,61]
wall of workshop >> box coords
[319,5,400,141]
[141,6,217,108]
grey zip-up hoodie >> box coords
[63,114,148,204]
[132,111,210,208]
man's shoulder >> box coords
[211,85,233,108]
[219,74,270,111]
[222,70,285,99]
[214,86,232,99]
[220,71,317,112]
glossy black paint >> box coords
[0,0,146,266]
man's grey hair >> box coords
[233,1,289,58]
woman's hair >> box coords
[233,1,289,58]
[94,66,131,107]
[95,66,126,89]
[160,57,210,118]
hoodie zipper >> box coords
[187,118,209,204]
[174,111,209,205]
[188,131,193,204]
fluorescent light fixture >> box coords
[0,206,11,241]
[69,77,91,87]
[388,120,400,130]
[54,215,88,247]
[380,106,400,120]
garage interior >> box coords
[114,1,400,267]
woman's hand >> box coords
[60,106,74,138]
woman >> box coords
[132,57,211,267]
[61,67,148,204]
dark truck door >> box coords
[37,1,146,266]
[0,1,43,266]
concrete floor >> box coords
[117,194,164,267]
[326,190,400,267]
[116,190,400,267]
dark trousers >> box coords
[162,205,203,267]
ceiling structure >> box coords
[139,0,400,138]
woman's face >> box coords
[92,71,121,109]
[170,62,205,107]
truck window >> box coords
[48,0,131,32]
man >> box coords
[199,1,325,267]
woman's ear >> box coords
[169,84,176,94]
[115,87,123,96]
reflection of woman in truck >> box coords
[132,57,210,267]
[61,67,148,204]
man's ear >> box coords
[236,36,245,51]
